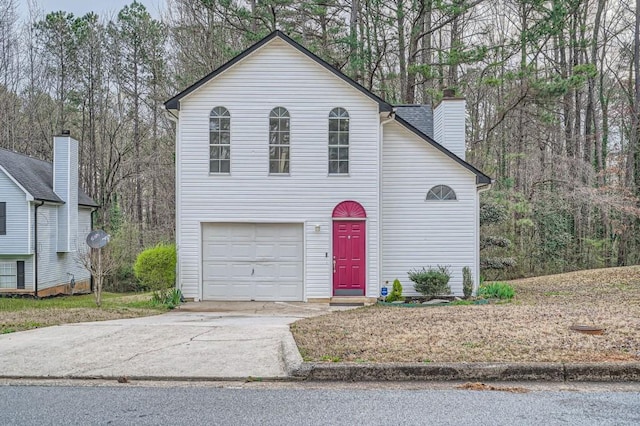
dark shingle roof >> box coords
[395,105,434,138]
[0,148,98,207]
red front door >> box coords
[332,221,366,296]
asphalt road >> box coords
[1,382,639,425]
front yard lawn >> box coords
[291,266,640,363]
[0,293,167,334]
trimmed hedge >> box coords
[133,243,177,291]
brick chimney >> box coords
[433,89,466,160]
[53,131,78,252]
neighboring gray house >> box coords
[0,133,98,296]
[165,31,491,303]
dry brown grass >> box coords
[291,266,640,363]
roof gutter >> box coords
[164,108,178,123]
[33,200,44,298]
[478,180,494,192]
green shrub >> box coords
[462,266,474,298]
[385,279,403,302]
[409,266,451,296]
[151,288,183,309]
[478,282,515,300]
[133,243,177,291]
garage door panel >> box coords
[255,224,301,238]
[278,263,303,280]
[255,243,277,259]
[277,244,302,260]
[202,223,303,301]
[203,242,255,261]
[205,280,253,300]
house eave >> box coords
[164,30,393,114]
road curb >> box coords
[293,362,640,382]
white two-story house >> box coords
[165,31,491,302]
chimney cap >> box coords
[442,88,456,98]
[61,130,70,135]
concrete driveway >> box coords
[0,302,344,380]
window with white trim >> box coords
[209,107,231,173]
[0,202,6,235]
[0,262,16,289]
[328,107,349,174]
[269,107,290,174]
[426,185,457,201]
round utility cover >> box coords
[86,230,110,249]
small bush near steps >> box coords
[408,266,451,297]
[151,288,183,309]
[462,266,474,298]
[478,282,515,300]
[385,279,403,302]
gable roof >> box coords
[164,30,393,113]
[393,115,491,185]
[165,30,491,186]
[0,148,98,207]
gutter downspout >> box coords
[34,200,44,298]
[165,107,181,296]
[378,110,396,296]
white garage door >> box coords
[202,223,304,301]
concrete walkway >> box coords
[0,302,343,380]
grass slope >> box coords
[291,266,640,363]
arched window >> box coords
[269,107,290,174]
[426,185,457,201]
[328,107,349,174]
[209,107,230,173]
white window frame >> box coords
[269,107,290,175]
[328,107,349,175]
[209,107,231,174]
[426,185,457,201]
[0,262,16,289]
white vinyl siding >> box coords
[382,121,478,296]
[176,38,380,300]
[0,169,30,255]
[35,205,92,291]
[433,99,466,159]
[53,136,79,253]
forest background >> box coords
[1,0,639,288]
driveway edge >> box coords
[293,362,640,382]
[281,333,304,375]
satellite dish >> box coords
[86,230,110,249]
